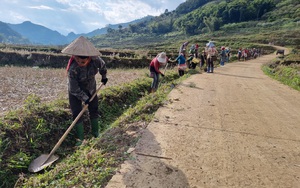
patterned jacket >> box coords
[68,56,107,102]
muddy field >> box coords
[0,66,148,116]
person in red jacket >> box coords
[149,52,167,93]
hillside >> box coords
[0,16,153,45]
[8,21,69,45]
[90,0,300,49]
[0,21,29,44]
[0,0,299,46]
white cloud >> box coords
[28,5,54,10]
[102,1,162,24]
[1,0,185,35]
[8,11,29,23]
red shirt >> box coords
[149,57,167,74]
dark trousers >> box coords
[200,55,205,67]
[69,93,99,123]
[178,70,185,76]
[207,58,214,73]
[191,63,197,69]
[151,72,160,90]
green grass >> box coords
[1,68,186,187]
[262,54,300,91]
[263,65,300,91]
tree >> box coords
[252,0,275,20]
[118,25,123,32]
[129,24,138,33]
[203,16,221,32]
[184,21,197,35]
[176,0,212,14]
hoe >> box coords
[28,84,104,172]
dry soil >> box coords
[106,47,300,188]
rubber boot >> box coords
[75,122,84,146]
[91,118,99,138]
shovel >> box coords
[28,83,104,173]
[158,62,169,87]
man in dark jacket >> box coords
[62,36,108,146]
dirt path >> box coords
[106,48,300,188]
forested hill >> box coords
[109,0,299,35]
[91,0,300,48]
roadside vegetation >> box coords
[1,68,187,187]
[263,51,300,91]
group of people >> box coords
[148,41,233,94]
[237,48,261,61]
[152,40,231,75]
[61,36,232,146]
[180,41,231,73]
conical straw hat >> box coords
[61,36,100,56]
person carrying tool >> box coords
[205,41,218,73]
[62,36,108,146]
[170,53,187,77]
[149,52,168,93]
[179,41,189,57]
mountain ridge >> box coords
[0,16,154,45]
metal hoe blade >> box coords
[28,84,104,173]
[28,154,59,173]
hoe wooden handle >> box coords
[44,83,104,164]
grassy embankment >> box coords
[262,52,300,91]
[0,67,192,187]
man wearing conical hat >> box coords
[62,36,108,146]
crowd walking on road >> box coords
[61,36,266,146]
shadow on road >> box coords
[110,126,190,188]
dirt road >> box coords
[107,49,300,188]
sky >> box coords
[0,0,185,36]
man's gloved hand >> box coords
[101,78,108,85]
[161,74,165,77]
[85,98,90,105]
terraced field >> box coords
[0,66,148,116]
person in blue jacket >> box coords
[171,53,187,77]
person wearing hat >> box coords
[62,36,108,146]
[219,46,226,66]
[149,52,167,93]
[179,41,189,57]
[205,41,218,73]
[170,52,187,76]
